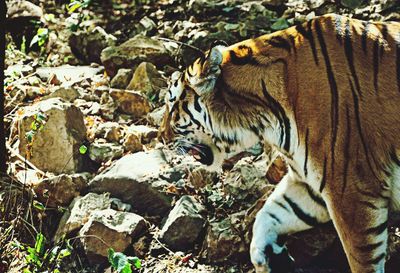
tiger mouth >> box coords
[185,143,214,166]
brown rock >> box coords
[109,88,151,118]
[127,62,166,99]
[33,173,89,207]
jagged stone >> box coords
[127,62,166,100]
[101,35,173,77]
[79,209,147,264]
[159,195,206,250]
[33,173,90,207]
[109,88,151,118]
[54,193,112,242]
[88,149,173,215]
[110,68,134,89]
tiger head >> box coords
[159,44,269,169]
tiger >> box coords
[159,14,400,273]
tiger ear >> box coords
[189,44,225,95]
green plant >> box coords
[25,112,48,158]
[30,28,49,49]
[66,0,92,31]
[108,248,141,273]
[16,233,73,273]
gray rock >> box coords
[126,124,158,144]
[54,193,112,242]
[201,217,247,262]
[69,26,117,64]
[159,195,206,250]
[146,106,166,127]
[88,142,124,163]
[110,68,134,89]
[46,87,80,102]
[100,35,173,78]
[94,122,122,143]
[262,0,286,6]
[224,157,273,204]
[127,62,166,100]
[79,208,147,264]
[109,88,151,118]
[33,173,90,207]
[88,149,172,215]
[36,65,104,86]
[17,98,86,174]
[7,0,43,20]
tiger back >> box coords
[160,14,400,273]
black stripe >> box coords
[390,147,400,166]
[182,101,202,129]
[355,241,384,252]
[358,200,381,210]
[349,78,379,180]
[283,195,320,226]
[364,220,387,235]
[305,184,326,207]
[229,46,259,65]
[361,21,370,54]
[342,106,351,196]
[368,252,386,265]
[261,80,291,152]
[380,24,388,57]
[288,35,297,56]
[344,19,362,98]
[304,128,309,176]
[295,20,319,65]
[274,200,290,212]
[373,39,379,94]
[267,212,282,224]
[267,36,291,52]
[319,156,327,192]
[315,20,339,180]
[193,94,201,112]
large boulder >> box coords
[100,35,173,78]
[159,195,206,250]
[88,149,173,215]
[79,209,147,264]
[17,98,87,174]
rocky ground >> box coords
[2,0,400,273]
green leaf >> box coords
[68,2,82,13]
[121,263,132,273]
[35,233,46,256]
[31,121,38,131]
[21,36,26,54]
[341,0,363,9]
[44,13,56,22]
[33,200,45,211]
[127,256,141,269]
[108,249,131,272]
[36,113,47,122]
[30,35,39,47]
[25,131,34,143]
[271,18,289,31]
[58,248,72,259]
[79,145,88,154]
[37,28,48,36]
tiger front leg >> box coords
[250,172,331,273]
